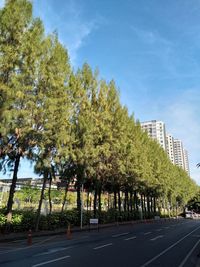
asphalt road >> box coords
[1,219,200,267]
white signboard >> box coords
[90,218,98,224]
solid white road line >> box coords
[141,225,200,267]
[144,232,152,235]
[34,246,73,257]
[112,232,129,238]
[125,236,136,241]
[32,255,70,267]
[150,235,163,241]
[93,243,113,250]
[35,236,58,245]
[0,246,31,255]
[178,239,200,267]
[0,236,73,255]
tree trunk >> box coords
[86,191,89,212]
[144,194,146,217]
[90,193,92,211]
[76,181,81,214]
[124,191,127,212]
[125,189,129,212]
[114,189,117,210]
[130,190,133,212]
[117,189,121,212]
[154,197,156,213]
[150,196,153,212]
[48,174,52,214]
[98,186,102,213]
[134,191,138,211]
[108,193,110,210]
[6,153,21,222]
[35,171,48,231]
[141,194,144,214]
[93,188,97,217]
[61,182,69,213]
[147,195,150,215]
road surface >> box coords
[0,219,200,267]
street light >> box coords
[80,183,84,229]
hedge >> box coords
[0,209,160,233]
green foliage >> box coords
[16,186,40,203]
[0,0,199,230]
[0,208,160,233]
[0,213,6,228]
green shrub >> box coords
[11,213,23,232]
[0,213,8,233]
[0,208,161,233]
[21,211,36,231]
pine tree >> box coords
[0,0,44,221]
[33,34,71,231]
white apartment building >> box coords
[173,139,185,169]
[141,120,190,175]
[183,149,190,175]
[166,134,175,164]
[141,120,167,151]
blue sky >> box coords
[1,0,200,184]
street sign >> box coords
[90,218,98,224]
[89,218,99,231]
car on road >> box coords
[185,211,199,219]
[185,211,194,218]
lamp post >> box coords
[80,183,84,229]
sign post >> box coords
[89,218,99,231]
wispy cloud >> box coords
[129,26,179,78]
[131,26,172,46]
[60,20,97,66]
[34,0,103,66]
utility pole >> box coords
[80,183,84,229]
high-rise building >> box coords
[173,139,185,169]
[141,120,190,175]
[141,120,167,151]
[166,134,175,164]
[183,149,190,175]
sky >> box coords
[1,0,200,184]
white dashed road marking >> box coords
[150,235,164,241]
[93,243,113,250]
[112,232,129,238]
[32,255,71,267]
[125,236,136,241]
[144,232,152,235]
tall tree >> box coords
[0,0,44,221]
[33,34,71,231]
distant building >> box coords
[141,120,167,151]
[183,149,190,175]
[141,120,190,175]
[166,134,175,164]
[0,177,71,190]
[0,178,40,191]
[173,139,185,169]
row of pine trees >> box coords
[0,0,198,229]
